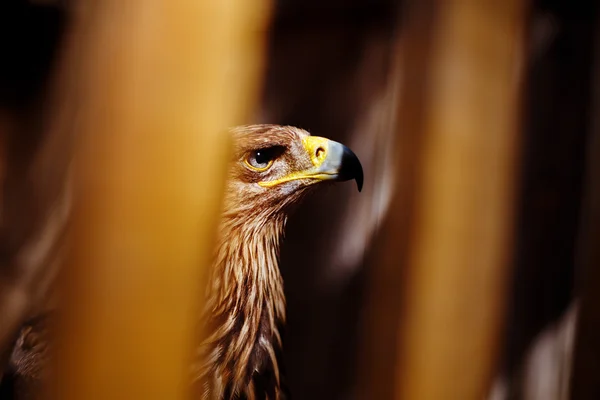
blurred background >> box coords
[0,0,599,399]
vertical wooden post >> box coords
[396,1,525,399]
[361,1,525,399]
[52,1,271,399]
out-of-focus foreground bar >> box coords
[50,1,271,399]
[361,0,526,399]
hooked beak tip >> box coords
[339,145,364,192]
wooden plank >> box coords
[360,1,525,399]
[50,1,271,399]
[396,2,525,399]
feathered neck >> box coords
[194,207,288,400]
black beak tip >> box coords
[341,145,364,193]
[356,170,364,192]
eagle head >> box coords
[223,124,363,220]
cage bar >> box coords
[50,1,271,399]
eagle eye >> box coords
[245,146,284,172]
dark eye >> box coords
[245,146,284,171]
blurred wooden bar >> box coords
[362,1,526,399]
[397,1,525,399]
[51,1,271,399]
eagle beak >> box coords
[305,137,364,192]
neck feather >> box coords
[195,209,288,399]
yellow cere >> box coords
[302,136,330,168]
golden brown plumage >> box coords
[194,124,362,399]
[5,124,363,400]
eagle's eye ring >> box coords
[244,146,284,172]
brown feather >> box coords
[192,125,319,399]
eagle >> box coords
[4,124,363,400]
